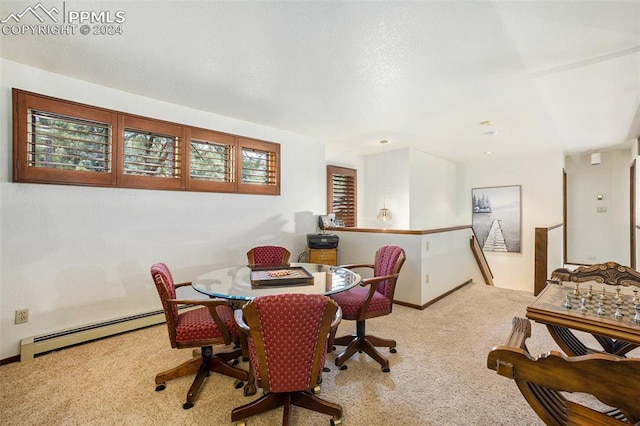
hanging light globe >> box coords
[377,140,391,222]
[377,207,392,221]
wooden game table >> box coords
[527,280,640,357]
[491,263,640,424]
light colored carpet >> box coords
[0,282,617,425]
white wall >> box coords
[409,148,467,229]
[334,146,565,293]
[332,228,484,307]
[333,231,422,304]
[636,149,640,269]
[632,138,638,265]
[565,149,631,265]
[462,151,565,292]
[358,147,467,229]
[547,225,564,276]
[0,60,327,359]
[336,146,565,293]
[361,148,411,229]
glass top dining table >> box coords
[191,262,361,302]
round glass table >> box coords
[191,262,361,302]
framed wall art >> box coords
[472,185,521,253]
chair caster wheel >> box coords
[312,385,321,395]
[358,349,363,353]
[339,365,348,370]
[155,383,166,391]
[323,366,330,372]
[232,358,240,365]
[234,380,244,389]
[390,347,397,353]
[183,402,194,410]
[244,385,257,396]
[332,346,336,351]
[382,367,390,372]
[331,417,342,425]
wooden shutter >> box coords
[237,137,280,195]
[327,165,357,227]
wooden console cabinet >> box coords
[307,248,338,266]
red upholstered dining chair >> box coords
[329,245,406,372]
[246,245,291,268]
[231,293,343,426]
[151,263,248,409]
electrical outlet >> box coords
[425,274,429,284]
[15,309,29,324]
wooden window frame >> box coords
[238,137,280,195]
[13,90,118,187]
[327,165,357,227]
[118,115,186,190]
[188,127,236,193]
[12,89,280,195]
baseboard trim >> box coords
[0,354,21,365]
[394,279,473,310]
[18,306,193,362]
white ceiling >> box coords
[1,1,639,161]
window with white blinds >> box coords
[13,89,280,195]
[327,165,357,227]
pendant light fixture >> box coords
[376,139,392,221]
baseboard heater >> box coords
[20,307,189,362]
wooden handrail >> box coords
[326,225,471,235]
[470,233,494,286]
